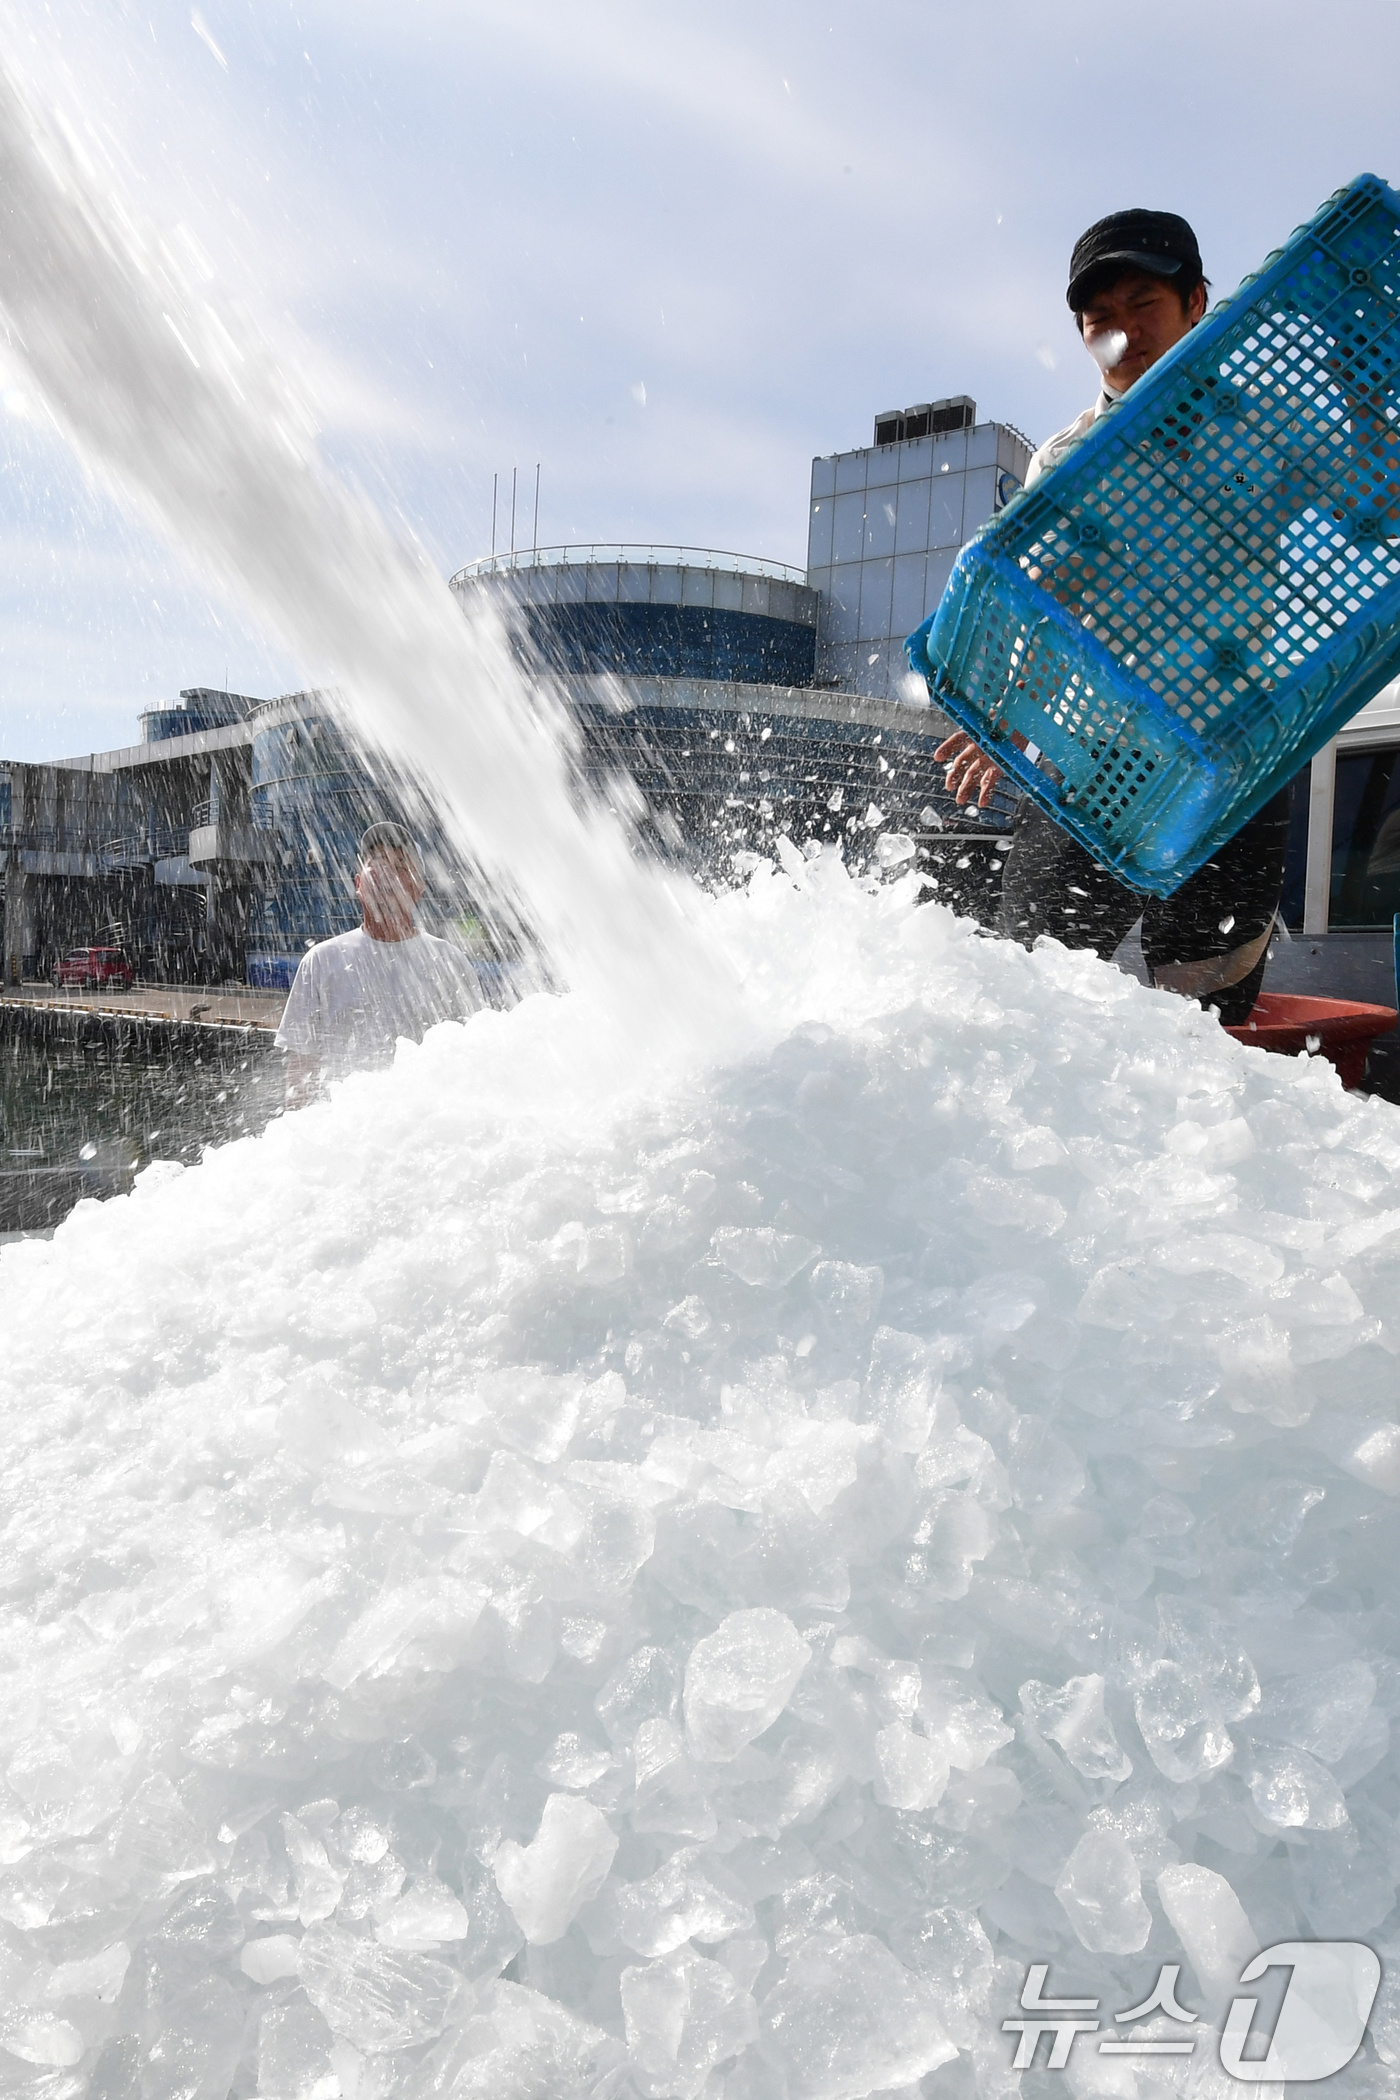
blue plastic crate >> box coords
[907,173,1400,895]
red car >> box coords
[53,947,134,990]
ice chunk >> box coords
[1007,1417,1084,1511]
[375,1876,472,1947]
[118,1772,216,1888]
[492,1793,618,1945]
[1133,1661,1233,1782]
[1289,1823,1396,1935]
[965,1172,1065,1237]
[473,1367,585,1464]
[1088,325,1128,372]
[1054,1829,1152,1953]
[410,1979,625,2099]
[337,1808,391,1864]
[887,1906,994,2048]
[1085,1786,1181,1878]
[577,1486,657,1592]
[712,1227,819,1288]
[1245,1745,1348,1830]
[0,2013,84,2066]
[762,1933,957,2098]
[298,1922,464,2051]
[141,1974,245,2100]
[1155,1863,1257,2005]
[1251,1659,1376,1764]
[716,1936,768,1993]
[621,1948,759,2097]
[860,1326,956,1453]
[809,1260,884,1342]
[321,1577,483,1691]
[150,1879,246,1960]
[1158,1598,1261,1723]
[278,1385,395,1470]
[901,1486,997,1600]
[921,1672,1014,1770]
[683,1609,811,1762]
[873,1722,949,1811]
[595,1848,753,1958]
[282,1813,345,1924]
[88,2036,142,2100]
[535,1732,612,1789]
[829,1632,919,1718]
[631,1719,716,1840]
[1021,1675,1132,1783]
[663,1295,714,1340]
[434,1857,516,1988]
[873,832,915,870]
[596,1645,683,1748]
[1336,1420,1400,1494]
[771,1872,869,1955]
[241,1936,302,1983]
[257,1997,340,2100]
[1003,1123,1067,1171]
[43,1942,131,2002]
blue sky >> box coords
[3,0,1400,759]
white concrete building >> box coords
[806,397,1033,704]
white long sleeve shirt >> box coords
[1024,385,1122,491]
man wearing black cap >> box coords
[937,209,1292,1025]
[277,821,484,1106]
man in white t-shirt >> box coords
[276,822,484,1105]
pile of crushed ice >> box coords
[4,847,1400,2100]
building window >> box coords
[1330,745,1400,929]
[1278,767,1310,929]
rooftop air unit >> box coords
[873,395,977,445]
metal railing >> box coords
[1,825,193,868]
[97,828,192,866]
[451,543,809,589]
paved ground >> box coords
[1,983,287,1029]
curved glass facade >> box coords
[524,603,816,686]
[243,552,1002,966]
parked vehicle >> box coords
[52,948,135,990]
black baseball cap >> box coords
[1067,209,1203,310]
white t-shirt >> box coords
[276,927,484,1076]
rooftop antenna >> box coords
[533,463,540,552]
[491,473,498,559]
[510,467,517,554]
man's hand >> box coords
[284,1052,322,1110]
[935,730,1004,809]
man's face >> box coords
[1079,269,1207,392]
[355,847,424,926]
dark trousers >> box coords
[997,789,1292,1027]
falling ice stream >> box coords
[3,56,1400,2100]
